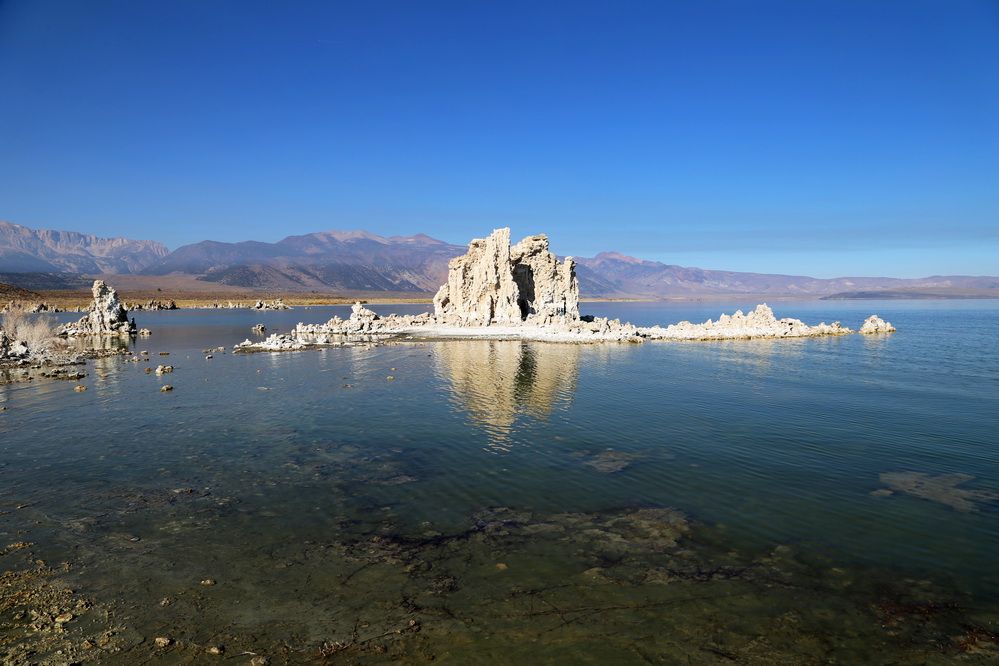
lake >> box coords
[2,300,998,663]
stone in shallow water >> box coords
[860,314,896,334]
[877,471,999,512]
[579,449,638,473]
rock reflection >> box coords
[433,341,580,445]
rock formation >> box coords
[59,280,135,336]
[860,315,895,334]
[126,299,177,311]
[230,230,896,351]
[251,299,290,310]
[639,304,851,340]
[433,228,579,326]
[0,328,30,361]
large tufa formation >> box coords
[231,229,899,350]
[59,280,135,336]
[433,228,579,326]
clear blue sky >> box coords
[1,0,997,278]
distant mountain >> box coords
[3,220,997,298]
[142,231,465,292]
[0,282,41,301]
[574,253,999,297]
[0,221,169,274]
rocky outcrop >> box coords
[293,302,433,338]
[251,299,290,310]
[235,333,308,352]
[3,301,64,314]
[860,315,895,334]
[638,304,851,340]
[0,328,30,361]
[127,299,177,311]
[59,280,135,336]
[433,228,579,326]
[229,230,897,351]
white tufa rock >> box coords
[59,280,136,336]
[234,334,307,352]
[859,314,896,334]
[638,304,852,340]
[0,328,30,361]
[251,299,290,310]
[433,228,580,326]
[229,230,899,350]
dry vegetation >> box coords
[1,307,60,347]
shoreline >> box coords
[10,290,997,312]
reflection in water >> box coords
[433,341,580,447]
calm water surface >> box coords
[1,300,998,663]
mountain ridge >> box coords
[0,220,169,274]
[1,221,997,298]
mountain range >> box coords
[1,220,997,298]
[0,221,169,274]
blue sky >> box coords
[1,0,997,278]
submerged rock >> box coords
[59,280,135,336]
[877,471,999,512]
[860,314,896,334]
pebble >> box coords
[207,645,225,655]
[200,578,217,586]
[74,385,87,392]
[250,656,269,666]
[495,562,508,571]
[55,612,74,623]
[386,375,395,381]
[160,385,173,392]
[154,636,173,648]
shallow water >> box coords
[2,301,998,663]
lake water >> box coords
[2,300,998,663]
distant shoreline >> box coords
[7,288,998,310]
